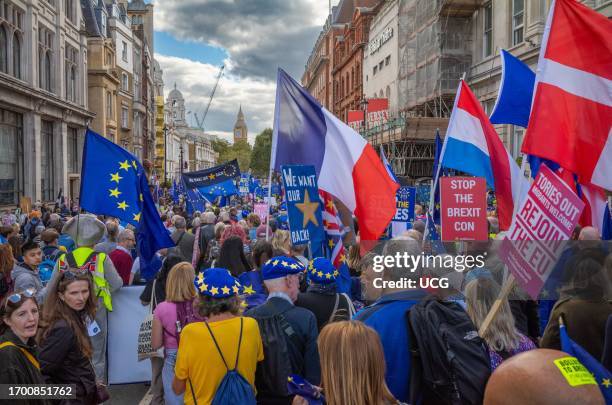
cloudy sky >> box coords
[150,0,337,143]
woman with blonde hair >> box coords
[293,320,402,405]
[465,277,536,370]
[152,262,200,405]
[271,229,291,256]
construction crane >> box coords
[194,64,224,131]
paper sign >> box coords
[281,165,325,246]
[440,177,487,241]
[500,165,584,299]
[254,203,269,222]
[391,187,416,237]
[553,357,597,387]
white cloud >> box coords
[155,54,276,142]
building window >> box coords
[65,45,77,102]
[378,61,383,71]
[100,13,106,36]
[512,0,524,46]
[38,27,53,92]
[64,0,75,23]
[511,125,524,159]
[41,120,55,202]
[67,127,81,173]
[106,91,112,117]
[0,108,24,205]
[12,32,20,79]
[121,41,127,61]
[483,2,493,57]
[0,25,6,73]
[373,65,377,76]
[385,85,390,100]
[121,107,128,128]
[385,55,390,66]
[483,99,495,116]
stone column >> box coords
[24,111,41,202]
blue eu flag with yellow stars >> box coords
[80,129,174,278]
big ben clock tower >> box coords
[233,106,248,143]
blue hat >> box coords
[262,256,305,280]
[194,268,241,298]
[308,257,338,285]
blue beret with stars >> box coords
[262,256,305,280]
[194,267,241,298]
[307,257,339,285]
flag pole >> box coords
[267,69,282,241]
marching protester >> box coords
[292,321,404,405]
[172,267,263,404]
[217,235,251,277]
[152,262,199,405]
[296,257,355,332]
[12,241,47,303]
[0,289,49,398]
[465,277,536,370]
[354,239,427,403]
[193,211,216,268]
[271,230,291,256]
[51,214,123,386]
[38,267,100,404]
[246,256,320,404]
[93,221,119,255]
[109,229,136,286]
[0,244,14,301]
[170,216,195,263]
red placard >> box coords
[347,110,364,132]
[500,165,584,299]
[441,177,488,241]
[367,98,389,128]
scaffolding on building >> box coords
[371,0,477,181]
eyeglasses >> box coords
[5,288,36,307]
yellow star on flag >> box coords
[232,285,240,294]
[243,285,255,295]
[117,201,128,210]
[109,188,121,198]
[119,160,131,171]
[339,254,346,263]
[295,190,320,228]
[325,273,332,279]
[199,283,207,292]
[289,263,298,269]
[333,270,339,277]
[602,378,611,388]
[221,286,230,295]
[281,260,289,267]
[328,239,335,248]
[287,376,294,382]
[131,160,137,170]
[133,212,141,222]
[208,173,216,180]
[140,193,144,202]
[272,259,279,266]
[110,172,122,183]
[197,273,204,283]
[210,286,219,296]
[317,271,323,278]
[326,199,334,211]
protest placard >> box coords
[239,174,250,194]
[500,165,584,299]
[391,186,416,237]
[254,203,269,223]
[281,165,325,246]
[440,177,487,241]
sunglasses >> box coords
[60,267,90,280]
[5,288,36,307]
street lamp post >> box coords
[359,97,369,136]
[179,144,184,176]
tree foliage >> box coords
[249,128,272,176]
[212,138,252,172]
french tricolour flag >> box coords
[440,80,528,231]
[271,69,399,244]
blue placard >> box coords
[280,165,325,246]
[239,174,250,194]
[393,186,416,222]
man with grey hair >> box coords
[109,229,136,285]
[170,215,195,262]
[354,238,428,403]
[193,211,217,267]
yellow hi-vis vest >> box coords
[58,247,113,311]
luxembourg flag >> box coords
[440,80,528,231]
[271,68,399,244]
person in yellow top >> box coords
[173,267,264,405]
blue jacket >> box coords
[354,289,426,402]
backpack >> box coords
[173,300,197,343]
[190,318,256,405]
[250,302,301,398]
[408,297,491,405]
[58,251,99,275]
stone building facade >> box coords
[0,0,93,205]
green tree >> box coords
[232,139,252,172]
[212,138,232,162]
[249,128,272,176]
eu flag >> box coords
[198,178,238,201]
[80,129,174,276]
[560,319,612,403]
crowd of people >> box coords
[0,199,610,404]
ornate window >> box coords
[65,45,77,102]
[0,25,6,73]
[12,31,19,78]
[39,27,54,92]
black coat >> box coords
[0,329,50,405]
[38,319,97,405]
[295,290,352,332]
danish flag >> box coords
[522,0,612,191]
